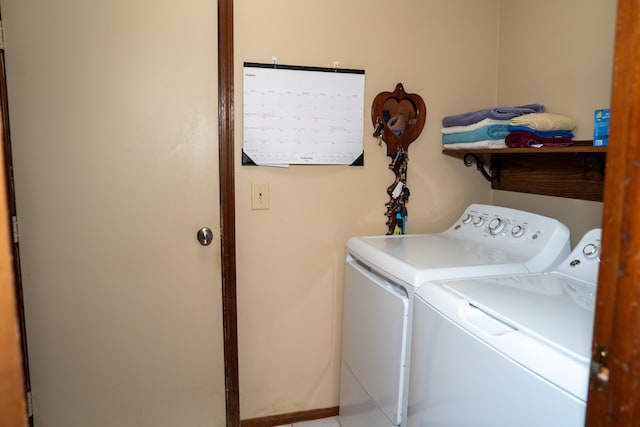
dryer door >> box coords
[341,258,409,426]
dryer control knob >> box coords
[488,218,506,235]
[583,243,600,259]
[462,213,473,224]
[473,216,485,227]
[511,225,525,238]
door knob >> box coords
[197,227,213,246]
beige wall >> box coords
[235,0,499,419]
[498,0,616,139]
[236,0,616,420]
[493,0,616,245]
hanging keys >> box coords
[391,181,404,199]
[373,121,385,146]
[402,186,410,202]
[400,205,408,234]
[389,149,403,170]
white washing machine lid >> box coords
[444,274,595,360]
[426,272,596,401]
[347,234,531,287]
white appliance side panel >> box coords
[339,361,396,427]
[341,259,409,426]
[408,297,586,427]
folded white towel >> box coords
[441,140,508,150]
[441,118,511,134]
[509,113,576,131]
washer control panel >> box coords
[555,228,602,284]
[582,242,600,259]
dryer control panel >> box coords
[447,204,571,272]
[459,211,537,239]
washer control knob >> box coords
[488,218,506,235]
[462,213,473,224]
[583,243,600,259]
[511,225,525,238]
[473,216,485,227]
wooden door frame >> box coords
[586,0,640,425]
[0,137,26,427]
[218,0,240,426]
[0,51,27,427]
[0,34,30,426]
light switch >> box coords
[251,182,270,210]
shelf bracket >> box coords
[463,153,499,184]
[584,152,606,177]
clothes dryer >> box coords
[339,204,572,427]
[407,228,601,426]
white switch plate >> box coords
[251,182,270,210]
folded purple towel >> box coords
[443,104,545,128]
[505,130,573,148]
[507,126,574,139]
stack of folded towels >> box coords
[441,104,545,149]
[505,113,576,148]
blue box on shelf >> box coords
[594,109,610,146]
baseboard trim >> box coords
[240,406,339,427]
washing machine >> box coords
[339,204,572,427]
[407,228,601,427]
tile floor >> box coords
[275,416,341,427]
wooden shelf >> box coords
[443,145,607,155]
[442,141,607,201]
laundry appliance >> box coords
[339,204,572,427]
[407,228,601,426]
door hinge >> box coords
[26,390,33,417]
[11,215,18,243]
[590,344,610,394]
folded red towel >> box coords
[505,131,573,148]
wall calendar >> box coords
[242,62,365,166]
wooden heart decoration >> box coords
[371,83,427,234]
[371,83,427,157]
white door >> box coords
[0,1,226,426]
